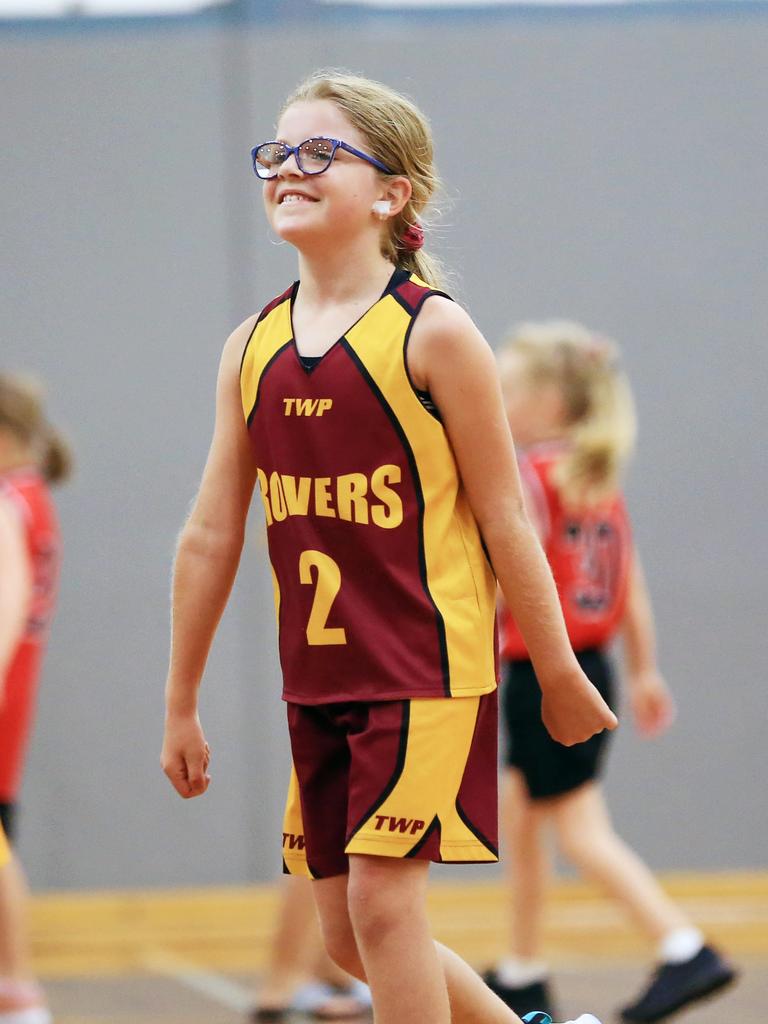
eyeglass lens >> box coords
[255,138,335,178]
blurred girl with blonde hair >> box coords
[484,323,736,1023]
[0,372,72,1024]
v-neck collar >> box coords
[289,266,409,374]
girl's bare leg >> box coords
[552,782,688,941]
[0,854,50,1017]
[257,874,318,1008]
[501,768,550,961]
[0,856,32,981]
[313,858,525,1024]
[257,874,362,1012]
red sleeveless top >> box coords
[501,444,632,659]
[0,469,61,800]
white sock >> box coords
[658,926,705,964]
[496,955,549,987]
[0,1010,52,1024]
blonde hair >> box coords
[0,373,73,485]
[281,70,445,289]
[500,321,637,506]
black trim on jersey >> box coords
[401,286,453,423]
[479,532,496,575]
[414,388,442,422]
[386,267,417,314]
[239,283,295,374]
[347,701,411,843]
[239,317,261,375]
[258,283,295,326]
[290,269,404,376]
[282,856,321,880]
[455,797,498,858]
[339,338,452,697]
[245,340,293,428]
[294,353,326,375]
[405,814,440,858]
[298,354,322,371]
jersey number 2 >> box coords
[299,550,347,646]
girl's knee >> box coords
[557,816,614,866]
[321,921,364,977]
[553,784,615,865]
[347,859,427,943]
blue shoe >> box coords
[523,1014,601,1024]
[620,944,737,1022]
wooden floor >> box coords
[31,871,768,1022]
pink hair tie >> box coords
[400,222,424,252]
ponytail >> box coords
[39,423,74,484]
[392,240,446,291]
[0,373,73,486]
[554,366,636,506]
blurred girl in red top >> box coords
[484,323,735,1023]
[0,373,71,1024]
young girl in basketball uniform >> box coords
[161,70,618,1024]
[0,373,72,1024]
[483,323,736,1023]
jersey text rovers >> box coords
[240,269,498,704]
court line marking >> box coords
[142,947,253,1012]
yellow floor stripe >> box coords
[30,871,768,978]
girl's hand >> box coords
[540,668,618,746]
[629,669,676,738]
[161,710,211,798]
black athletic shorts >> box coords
[501,647,617,800]
[0,803,17,843]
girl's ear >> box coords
[381,175,412,217]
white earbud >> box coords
[372,200,392,216]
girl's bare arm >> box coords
[621,552,675,737]
[162,317,259,797]
[0,497,31,687]
[409,298,617,745]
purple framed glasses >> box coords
[251,136,393,180]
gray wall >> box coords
[2,3,766,889]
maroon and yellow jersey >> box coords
[501,443,632,659]
[240,268,498,705]
[0,468,61,800]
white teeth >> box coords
[280,194,311,204]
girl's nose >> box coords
[277,149,303,178]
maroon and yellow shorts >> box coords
[282,692,498,879]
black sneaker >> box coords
[620,944,738,1022]
[482,968,556,1018]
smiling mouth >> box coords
[279,193,318,205]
